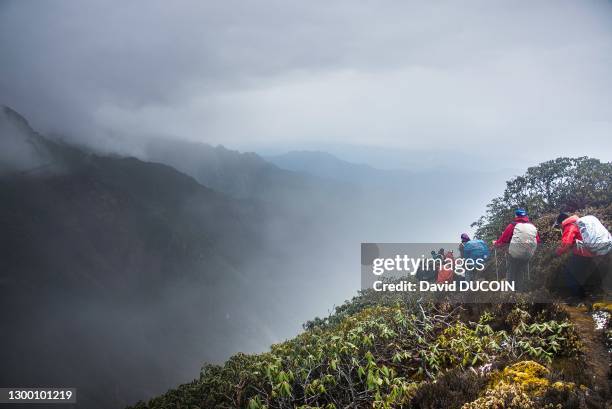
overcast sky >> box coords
[1,0,611,167]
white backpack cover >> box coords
[575,215,612,256]
[509,222,538,259]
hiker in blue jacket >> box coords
[461,234,490,281]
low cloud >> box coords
[1,0,611,166]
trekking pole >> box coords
[527,260,530,281]
[494,246,499,281]
[505,252,508,280]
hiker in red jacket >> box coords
[495,211,542,247]
[493,209,540,291]
[554,213,594,298]
[555,213,594,257]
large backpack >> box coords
[575,215,612,256]
[509,222,538,260]
[463,239,490,261]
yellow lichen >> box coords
[551,381,575,391]
[468,361,580,408]
[490,361,550,396]
[461,383,536,409]
[592,302,612,312]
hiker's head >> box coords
[460,233,470,242]
[515,208,527,217]
[438,248,445,254]
[554,212,570,227]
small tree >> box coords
[472,157,612,241]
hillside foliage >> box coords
[472,157,612,242]
[129,292,597,409]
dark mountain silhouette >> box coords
[0,106,53,173]
[1,107,260,294]
[0,107,276,408]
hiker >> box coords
[437,248,445,260]
[494,209,540,291]
[436,250,455,284]
[555,213,611,298]
[462,236,490,281]
[459,233,470,258]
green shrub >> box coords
[130,300,581,409]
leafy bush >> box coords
[408,368,487,409]
[129,300,581,409]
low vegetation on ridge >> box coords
[130,297,590,409]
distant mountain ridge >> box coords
[144,139,340,201]
[266,150,379,184]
